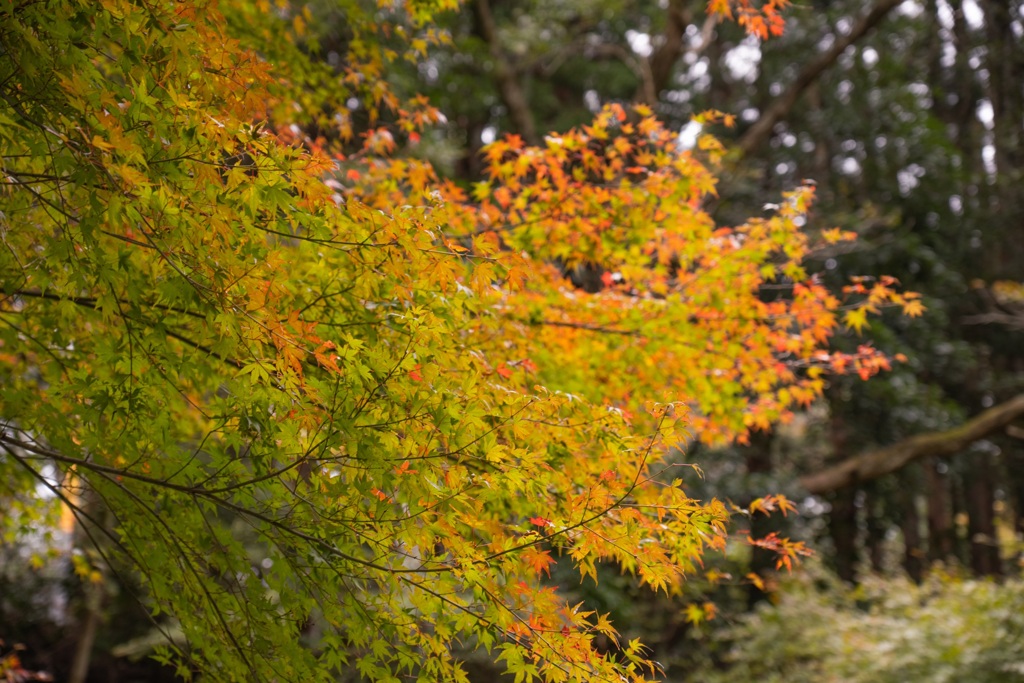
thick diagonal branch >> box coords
[736,0,902,159]
[799,394,1024,495]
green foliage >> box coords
[691,564,1024,683]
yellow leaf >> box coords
[902,299,925,317]
[91,135,114,151]
[844,307,869,333]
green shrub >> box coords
[691,564,1024,683]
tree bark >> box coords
[735,0,902,159]
[800,394,1024,495]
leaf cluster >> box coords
[0,1,908,681]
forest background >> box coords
[3,0,1024,681]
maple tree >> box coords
[0,0,918,681]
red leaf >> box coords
[529,516,551,528]
[408,364,423,381]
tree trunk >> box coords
[951,472,970,565]
[864,485,886,574]
[926,457,956,562]
[473,0,539,145]
[900,477,924,583]
[829,488,858,583]
[826,402,858,582]
[68,484,107,683]
[68,588,103,683]
[967,450,1002,576]
[982,0,1024,277]
[645,0,690,102]
[1008,446,1024,542]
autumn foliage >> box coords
[0,0,917,681]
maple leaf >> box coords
[494,186,512,209]
[684,603,707,626]
[903,299,925,317]
[522,547,554,577]
[844,307,869,333]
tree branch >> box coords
[961,310,1024,330]
[799,394,1024,495]
[961,285,1024,330]
[736,0,902,159]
